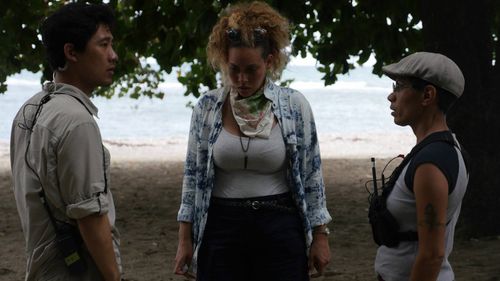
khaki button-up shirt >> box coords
[10,83,121,280]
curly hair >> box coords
[207,1,290,82]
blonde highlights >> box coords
[207,1,290,82]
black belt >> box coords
[210,193,297,213]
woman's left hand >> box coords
[308,233,331,278]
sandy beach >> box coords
[1,138,499,281]
[98,132,417,162]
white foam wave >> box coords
[6,77,39,86]
[290,80,389,92]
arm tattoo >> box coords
[418,203,446,231]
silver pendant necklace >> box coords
[239,135,251,169]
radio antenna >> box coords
[371,157,378,195]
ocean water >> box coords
[0,63,411,143]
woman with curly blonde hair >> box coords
[174,2,332,280]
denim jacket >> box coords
[177,79,332,271]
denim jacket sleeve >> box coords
[274,86,332,249]
[177,91,221,224]
[177,103,201,222]
[297,94,331,227]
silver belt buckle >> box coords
[250,200,261,210]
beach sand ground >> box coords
[1,140,499,280]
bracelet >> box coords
[313,226,331,236]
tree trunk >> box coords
[420,0,500,237]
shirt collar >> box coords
[263,77,277,101]
[43,82,99,117]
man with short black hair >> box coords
[10,3,121,280]
[374,52,469,281]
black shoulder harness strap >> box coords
[382,132,457,198]
[381,131,460,242]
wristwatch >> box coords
[313,225,331,236]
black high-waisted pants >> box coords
[196,194,309,281]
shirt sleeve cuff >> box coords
[177,204,194,222]
[309,207,332,228]
[65,192,109,219]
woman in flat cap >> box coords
[372,52,469,281]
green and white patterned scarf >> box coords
[229,83,274,138]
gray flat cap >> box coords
[382,52,465,97]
